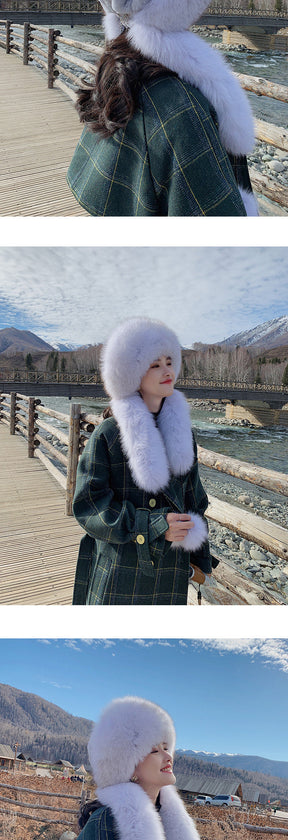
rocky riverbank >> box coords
[202,469,288,601]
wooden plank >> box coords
[207,495,288,560]
[0,50,89,216]
[0,424,82,604]
[255,118,288,152]
[235,72,288,103]
[188,557,285,605]
[198,445,288,496]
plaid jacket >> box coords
[67,74,247,217]
[77,806,117,840]
[72,416,212,605]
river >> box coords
[57,24,288,128]
[39,394,288,597]
[39,394,288,475]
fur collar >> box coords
[128,25,254,157]
[103,13,255,158]
[97,783,200,840]
[111,390,194,493]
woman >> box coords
[77,696,201,840]
[72,317,217,605]
[67,0,258,216]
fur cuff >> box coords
[171,512,208,551]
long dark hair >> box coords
[76,32,175,137]
[78,798,101,829]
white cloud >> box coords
[0,247,287,346]
[197,639,288,673]
[42,679,72,690]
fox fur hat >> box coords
[88,696,176,788]
[101,318,182,400]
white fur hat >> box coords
[101,318,182,400]
[88,696,176,787]
[100,0,210,34]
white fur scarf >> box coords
[111,390,208,552]
[104,9,258,215]
[111,390,194,493]
[97,783,201,840]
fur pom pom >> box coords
[171,512,208,551]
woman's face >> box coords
[133,742,176,801]
[140,355,175,409]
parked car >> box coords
[194,795,213,805]
[212,795,242,808]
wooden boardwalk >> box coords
[0,50,88,215]
[0,424,83,604]
[0,423,286,606]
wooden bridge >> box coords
[1,372,288,405]
[1,18,288,215]
[0,393,287,605]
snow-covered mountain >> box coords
[53,341,81,352]
[176,750,288,779]
[220,316,288,349]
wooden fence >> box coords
[0,778,83,827]
[0,391,287,564]
[0,18,288,210]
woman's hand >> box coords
[165,512,194,542]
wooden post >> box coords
[48,28,55,88]
[28,397,36,458]
[6,20,11,54]
[47,28,60,89]
[66,404,81,516]
[10,392,17,435]
[23,22,30,65]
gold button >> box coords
[136,534,145,545]
[149,498,156,508]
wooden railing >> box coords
[1,392,287,564]
[0,369,102,383]
[0,779,83,828]
[1,370,288,394]
[0,19,288,209]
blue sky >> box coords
[0,247,287,347]
[1,638,288,761]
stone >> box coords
[250,548,267,563]
[239,541,249,554]
[238,494,250,505]
[260,499,270,507]
[225,539,236,549]
[268,160,285,173]
[60,833,78,840]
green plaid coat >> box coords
[77,806,116,840]
[72,416,212,605]
[67,74,247,217]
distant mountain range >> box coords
[219,316,288,350]
[0,328,54,357]
[0,682,288,800]
[176,750,288,781]
[0,318,287,361]
[0,683,92,766]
